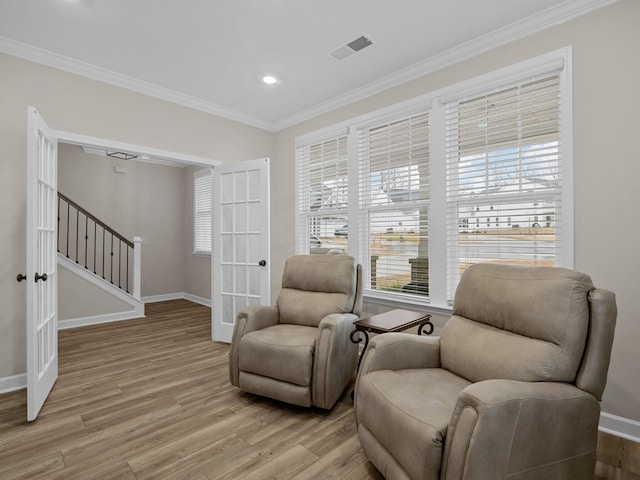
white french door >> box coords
[212,158,270,343]
[26,107,58,421]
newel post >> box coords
[133,236,143,300]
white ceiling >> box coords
[0,0,615,131]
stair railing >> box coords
[58,192,141,299]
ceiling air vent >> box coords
[329,34,374,61]
[106,151,138,160]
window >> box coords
[296,135,349,256]
[358,113,430,298]
[295,49,571,308]
[194,169,212,254]
[445,73,564,298]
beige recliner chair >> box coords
[229,254,363,409]
[354,263,616,480]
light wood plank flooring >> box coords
[0,299,637,479]
[0,300,383,480]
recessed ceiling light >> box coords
[262,75,277,85]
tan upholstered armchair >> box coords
[229,254,363,409]
[354,263,617,480]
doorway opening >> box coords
[55,134,219,329]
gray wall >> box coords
[58,143,187,298]
[272,0,640,421]
[58,147,214,306]
[0,50,274,381]
[1,0,638,424]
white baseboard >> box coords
[141,292,184,303]
[600,412,640,443]
[183,293,211,307]
[58,308,145,330]
[142,292,211,307]
[0,373,26,394]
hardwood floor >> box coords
[0,300,383,480]
[0,299,637,479]
[596,431,640,480]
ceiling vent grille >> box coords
[329,34,374,61]
[106,151,138,160]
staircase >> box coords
[57,192,144,327]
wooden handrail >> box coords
[58,191,136,294]
[58,192,133,248]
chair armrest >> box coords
[312,313,360,409]
[228,305,279,386]
[358,332,441,377]
[441,380,601,480]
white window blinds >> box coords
[296,135,349,255]
[194,169,212,254]
[293,50,571,308]
[358,112,430,298]
[445,74,563,298]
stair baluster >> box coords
[57,192,135,295]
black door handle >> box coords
[17,274,27,282]
[35,272,48,282]
[258,260,266,267]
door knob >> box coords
[17,274,27,282]
[35,272,48,282]
[258,260,266,267]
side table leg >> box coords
[350,327,370,402]
[418,318,434,335]
[350,328,370,373]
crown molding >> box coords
[0,0,618,133]
[271,0,619,131]
[0,36,275,132]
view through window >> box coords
[358,113,430,297]
[297,136,349,256]
[194,169,212,254]
[295,51,570,305]
[445,75,562,297]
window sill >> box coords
[192,251,211,257]
[363,291,453,316]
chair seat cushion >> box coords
[239,324,317,386]
[356,368,471,480]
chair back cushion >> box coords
[441,263,594,384]
[277,255,359,327]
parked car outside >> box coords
[334,225,348,237]
[310,235,345,255]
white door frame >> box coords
[53,131,222,169]
[25,125,221,420]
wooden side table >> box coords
[350,309,433,373]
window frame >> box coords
[193,168,213,255]
[295,126,350,256]
[294,47,573,311]
[444,72,566,300]
[355,111,432,305]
